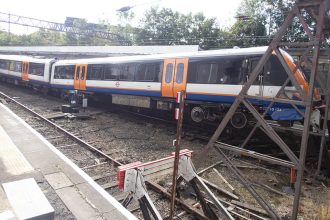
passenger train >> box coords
[0,47,316,128]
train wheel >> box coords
[190,106,205,123]
[230,112,247,129]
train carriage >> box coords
[0,54,55,87]
[0,46,315,127]
[49,46,311,125]
[51,56,164,97]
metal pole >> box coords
[214,146,281,220]
[241,78,290,149]
[242,99,299,166]
[292,1,326,219]
[194,175,234,220]
[316,59,330,174]
[203,8,297,154]
[169,90,185,220]
[316,93,330,172]
[274,47,306,100]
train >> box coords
[0,46,317,129]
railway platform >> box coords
[0,103,136,220]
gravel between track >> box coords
[1,82,329,219]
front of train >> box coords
[267,48,321,126]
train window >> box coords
[54,66,63,79]
[165,63,173,83]
[221,58,243,84]
[239,59,249,82]
[196,63,218,84]
[14,61,22,72]
[176,63,184,84]
[248,58,261,85]
[81,66,86,80]
[145,64,156,81]
[104,64,119,80]
[87,64,104,80]
[136,64,146,81]
[187,62,197,83]
[54,66,61,79]
[157,63,163,82]
[29,63,45,76]
[66,66,75,79]
[54,65,75,79]
[263,55,287,86]
[0,59,8,69]
[9,61,15,71]
[119,64,135,81]
[136,63,160,82]
[76,66,80,80]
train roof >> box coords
[0,54,55,63]
[53,46,269,65]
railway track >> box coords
[3,83,327,219]
[118,108,218,141]
[0,91,128,203]
[0,82,299,172]
[0,90,211,219]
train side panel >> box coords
[27,61,53,86]
[50,64,75,90]
[86,81,161,97]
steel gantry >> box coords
[0,12,130,46]
[203,0,330,219]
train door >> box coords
[245,58,265,107]
[161,58,189,97]
[74,64,87,90]
[22,61,29,81]
[248,58,264,97]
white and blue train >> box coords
[0,47,317,128]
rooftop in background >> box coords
[0,45,201,58]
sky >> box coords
[0,0,243,34]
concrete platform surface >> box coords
[0,103,137,220]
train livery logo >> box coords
[115,82,120,87]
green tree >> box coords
[188,13,221,48]
[64,18,113,46]
[231,0,313,46]
[135,7,225,49]
[0,29,66,46]
[110,11,136,45]
[265,0,312,42]
[230,0,268,47]
[136,7,181,45]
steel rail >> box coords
[119,108,217,140]
[215,141,295,169]
[0,91,212,219]
[0,91,123,167]
[214,146,281,220]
